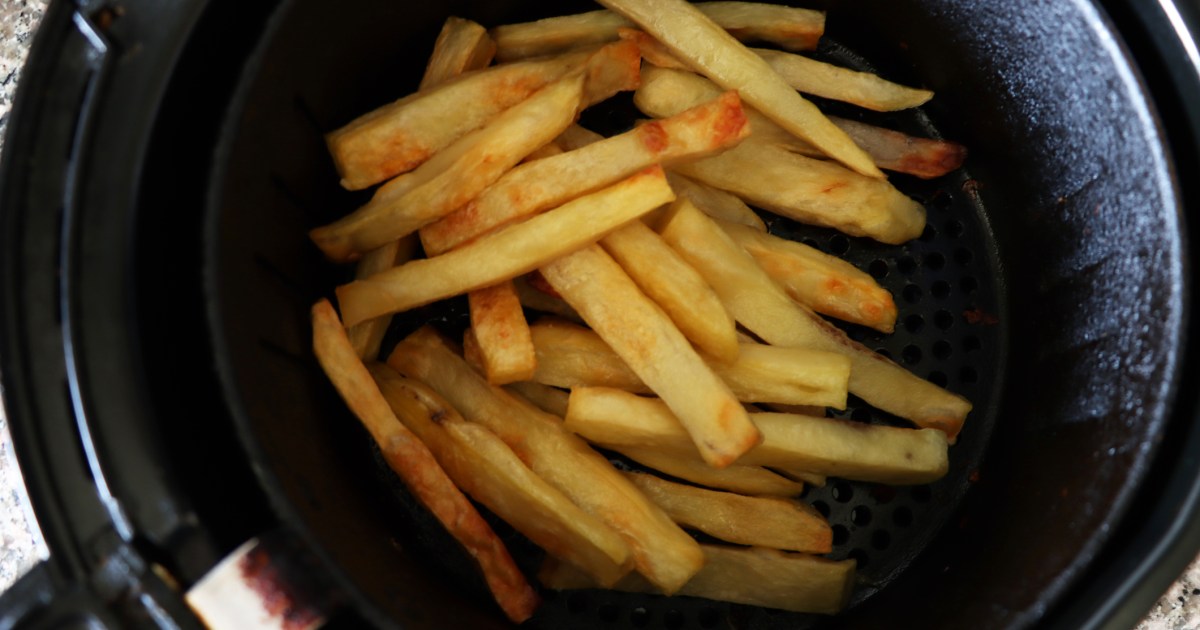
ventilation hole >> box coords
[813,500,831,518]
[630,607,651,628]
[832,482,854,503]
[934,310,954,330]
[698,607,720,628]
[876,348,893,360]
[929,371,948,387]
[851,407,872,422]
[932,340,952,359]
[567,591,591,614]
[871,529,892,551]
[954,247,973,265]
[930,191,954,210]
[924,252,945,270]
[598,602,619,622]
[911,485,932,503]
[902,284,923,304]
[893,506,913,527]
[870,484,898,504]
[664,609,685,629]
[903,314,925,334]
[920,225,938,242]
[829,234,850,255]
[931,280,951,299]
[897,256,917,274]
[848,548,870,569]
[963,335,981,352]
[868,259,889,279]
[832,524,850,546]
[851,506,873,526]
[902,345,922,365]
[801,238,820,250]
[960,366,978,383]
[960,276,979,294]
[945,219,964,237]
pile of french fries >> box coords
[309,0,971,622]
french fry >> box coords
[827,116,968,180]
[529,319,850,409]
[720,220,898,333]
[597,0,881,178]
[491,2,824,62]
[600,220,738,362]
[327,49,587,190]
[658,200,971,439]
[505,381,571,417]
[625,472,831,553]
[539,545,856,615]
[772,468,828,488]
[554,123,606,150]
[513,273,583,322]
[566,387,949,485]
[627,32,932,113]
[419,17,497,91]
[464,282,536,384]
[368,364,631,586]
[387,328,704,593]
[336,166,675,326]
[313,73,586,262]
[663,171,765,231]
[637,66,964,179]
[346,235,420,360]
[615,446,805,496]
[309,300,538,622]
[540,245,760,468]
[753,48,932,112]
[673,139,926,245]
[419,91,749,256]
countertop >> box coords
[0,1,1196,627]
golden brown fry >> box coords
[540,245,760,468]
[529,320,850,408]
[310,300,538,622]
[772,468,828,488]
[327,50,587,191]
[419,91,749,255]
[336,166,675,326]
[615,446,805,496]
[369,364,631,586]
[419,17,497,90]
[513,273,583,322]
[657,200,972,440]
[346,235,420,360]
[464,281,537,384]
[753,48,932,112]
[638,67,962,179]
[313,73,586,262]
[387,328,704,593]
[600,220,738,362]
[566,387,949,484]
[828,116,968,180]
[505,381,571,417]
[625,471,831,553]
[663,171,765,231]
[491,3,823,61]
[720,220,898,333]
[674,140,926,245]
[596,0,880,178]
[539,545,855,615]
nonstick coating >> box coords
[205,0,1185,627]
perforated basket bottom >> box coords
[366,36,1005,630]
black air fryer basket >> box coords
[1,0,1198,628]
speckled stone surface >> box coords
[0,0,1195,626]
[0,0,49,594]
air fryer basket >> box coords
[205,0,1187,627]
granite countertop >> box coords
[0,1,1196,627]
